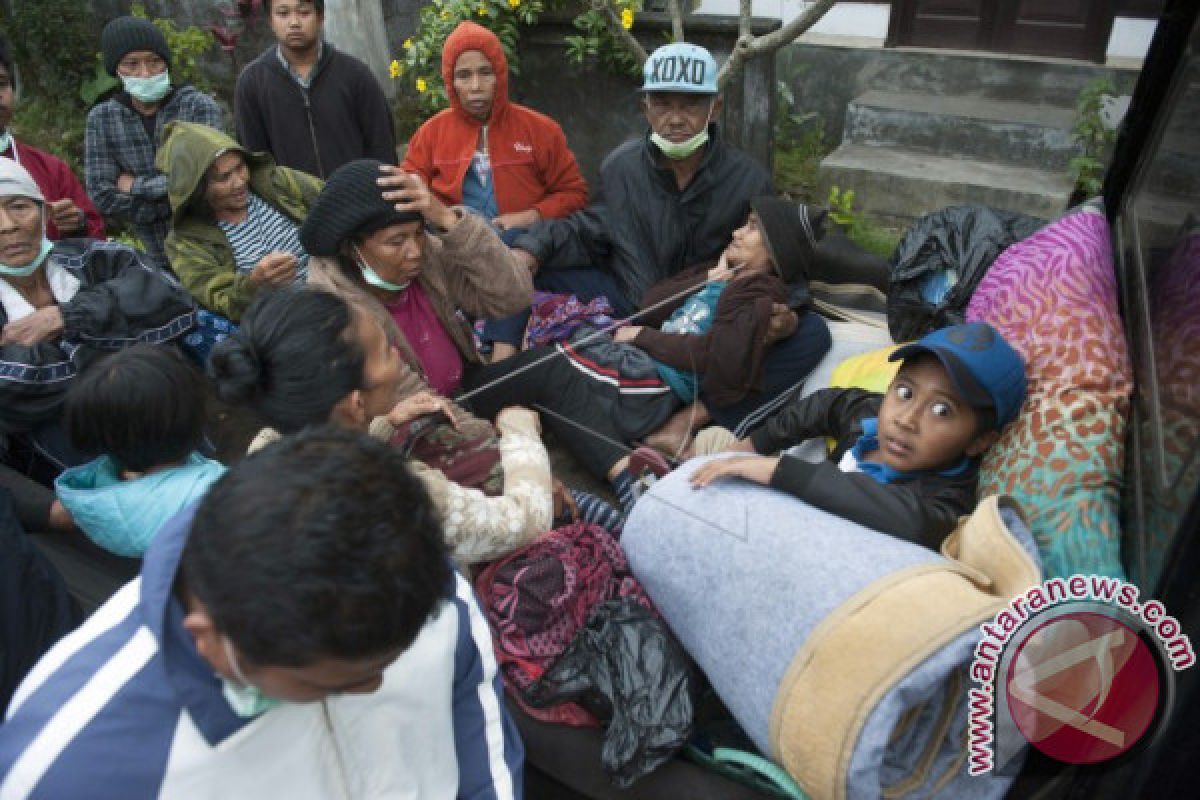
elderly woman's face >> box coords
[357,221,425,286]
[0,195,44,268]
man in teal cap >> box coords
[509,41,774,317]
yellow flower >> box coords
[441,10,450,19]
[621,8,634,30]
[389,59,403,79]
[416,77,428,93]
[403,38,413,49]
[508,0,520,8]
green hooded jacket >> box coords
[156,121,323,321]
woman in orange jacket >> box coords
[402,21,588,358]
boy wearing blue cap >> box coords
[691,322,1027,548]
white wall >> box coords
[1106,17,1157,64]
[696,1,889,43]
[695,1,1155,61]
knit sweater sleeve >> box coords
[413,407,553,565]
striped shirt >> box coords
[0,505,523,799]
[217,192,309,282]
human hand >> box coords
[247,252,298,286]
[612,325,642,344]
[0,306,65,346]
[765,303,798,344]
[48,199,86,235]
[117,173,135,193]
[377,165,457,231]
[689,455,780,489]
[511,247,539,276]
[708,252,735,283]
[386,391,460,428]
[492,209,540,232]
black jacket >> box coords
[234,43,396,178]
[514,127,772,308]
[0,240,196,434]
[749,388,979,549]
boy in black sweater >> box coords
[690,322,1027,548]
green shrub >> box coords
[396,0,642,115]
[12,98,87,176]
[7,0,96,100]
[1069,78,1118,197]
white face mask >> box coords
[0,130,13,155]
[220,637,282,718]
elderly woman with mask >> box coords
[0,158,195,531]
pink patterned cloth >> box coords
[474,522,655,726]
[966,206,1131,578]
[525,291,615,348]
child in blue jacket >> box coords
[55,345,225,557]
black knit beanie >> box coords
[300,160,423,257]
[751,197,828,284]
[101,17,171,76]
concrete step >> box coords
[844,90,1079,169]
[818,143,1073,226]
[862,50,1141,106]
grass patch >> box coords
[845,222,903,260]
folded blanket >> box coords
[623,459,1041,800]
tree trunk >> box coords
[322,0,396,100]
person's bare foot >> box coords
[489,342,519,362]
[46,500,76,532]
[643,402,709,459]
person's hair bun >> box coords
[207,335,264,405]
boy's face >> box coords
[874,355,997,473]
[270,1,322,52]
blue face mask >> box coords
[121,70,171,104]
[221,637,282,718]
[354,245,410,292]
[0,236,53,277]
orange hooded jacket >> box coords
[401,21,588,220]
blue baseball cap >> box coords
[888,322,1027,430]
[642,42,719,94]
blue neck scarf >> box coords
[849,417,972,485]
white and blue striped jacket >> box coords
[0,506,523,799]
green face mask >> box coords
[649,99,715,160]
[0,236,53,277]
[355,246,410,292]
[221,637,282,718]
[121,70,171,104]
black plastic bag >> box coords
[526,597,697,788]
[887,205,1044,342]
